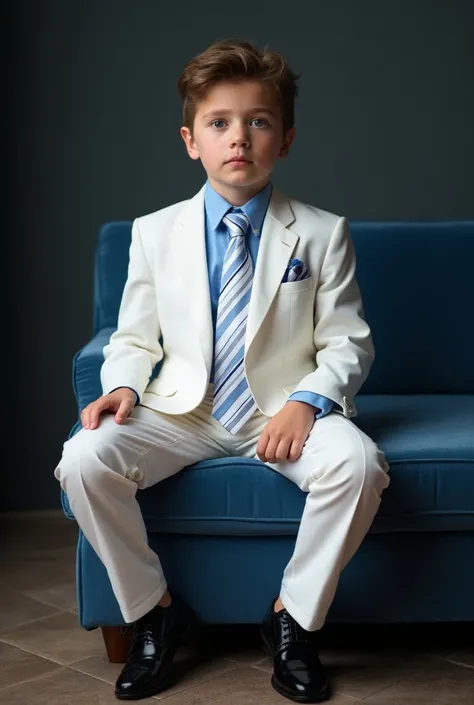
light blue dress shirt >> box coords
[204,180,334,420]
[118,181,335,419]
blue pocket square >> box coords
[282,258,309,283]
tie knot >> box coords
[223,209,249,238]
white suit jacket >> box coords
[101,184,374,420]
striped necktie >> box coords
[211,209,258,434]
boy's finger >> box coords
[275,438,291,463]
[288,439,304,462]
[88,408,99,429]
[115,400,132,424]
[82,406,92,428]
[89,400,107,429]
[264,438,279,463]
[256,430,270,460]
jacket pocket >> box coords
[151,378,178,396]
[279,276,313,293]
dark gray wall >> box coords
[5,0,473,510]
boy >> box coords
[54,38,390,703]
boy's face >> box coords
[180,80,295,205]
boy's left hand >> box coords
[256,401,317,464]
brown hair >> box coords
[177,38,300,136]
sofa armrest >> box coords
[72,327,116,413]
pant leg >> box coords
[253,412,390,631]
[54,396,227,623]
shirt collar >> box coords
[204,180,273,236]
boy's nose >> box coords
[231,139,249,148]
[230,138,250,150]
[230,128,250,148]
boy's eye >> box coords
[250,118,268,127]
[209,118,269,128]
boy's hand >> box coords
[81,388,137,430]
[256,401,317,463]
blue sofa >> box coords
[60,219,474,642]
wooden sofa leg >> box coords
[101,626,133,663]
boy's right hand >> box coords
[81,388,137,430]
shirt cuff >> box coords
[288,391,334,419]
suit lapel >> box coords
[245,187,298,352]
[175,186,214,374]
[174,184,298,373]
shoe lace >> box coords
[132,617,165,649]
[279,611,313,646]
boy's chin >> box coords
[212,171,269,189]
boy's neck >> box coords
[208,177,272,206]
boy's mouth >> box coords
[226,156,252,164]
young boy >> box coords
[54,38,390,703]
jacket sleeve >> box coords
[291,216,374,418]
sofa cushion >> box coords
[61,394,474,535]
[353,220,474,394]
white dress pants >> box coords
[54,384,390,631]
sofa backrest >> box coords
[93,219,474,394]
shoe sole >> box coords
[260,627,330,704]
[115,616,198,700]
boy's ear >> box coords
[279,127,296,158]
[180,126,200,160]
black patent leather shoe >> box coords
[115,593,198,700]
[260,599,330,703]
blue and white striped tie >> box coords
[211,209,258,434]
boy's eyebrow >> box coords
[201,107,277,119]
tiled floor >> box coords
[0,512,473,704]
